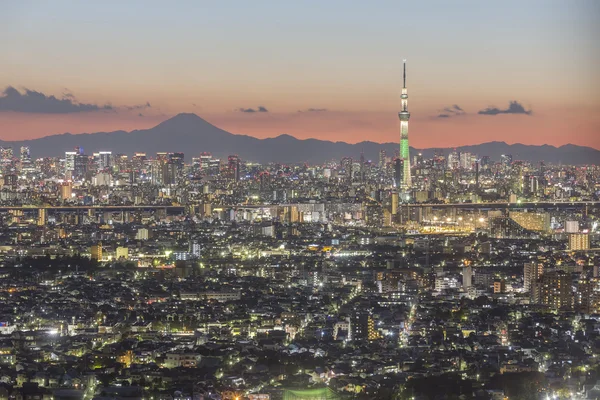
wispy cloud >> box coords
[435,104,465,118]
[238,106,269,113]
[126,102,151,111]
[298,108,328,113]
[478,100,532,116]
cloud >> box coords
[298,108,328,113]
[478,100,532,116]
[62,90,75,99]
[238,106,269,113]
[435,104,466,118]
[0,86,154,114]
[126,102,151,111]
[0,86,109,113]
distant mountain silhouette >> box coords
[2,113,598,165]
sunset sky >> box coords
[1,1,599,149]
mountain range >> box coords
[2,113,599,165]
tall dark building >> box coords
[74,153,88,179]
[162,162,177,185]
[169,152,185,171]
[394,158,404,188]
[340,157,352,181]
[228,155,241,181]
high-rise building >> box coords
[91,243,103,261]
[74,153,88,178]
[60,183,72,200]
[350,311,380,341]
[524,262,544,292]
[565,220,579,233]
[0,147,13,163]
[447,151,459,170]
[162,162,177,185]
[37,208,46,226]
[378,150,386,169]
[568,233,590,251]
[65,151,77,174]
[500,154,513,168]
[208,159,221,176]
[228,155,241,181]
[20,146,31,165]
[537,270,572,310]
[462,266,473,290]
[169,152,185,171]
[200,152,212,171]
[391,192,399,215]
[393,158,404,188]
[460,152,472,170]
[340,157,352,180]
[97,151,112,170]
[398,60,411,189]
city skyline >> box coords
[1,1,599,149]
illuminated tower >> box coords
[398,60,412,189]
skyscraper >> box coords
[398,60,411,189]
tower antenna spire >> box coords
[403,59,406,88]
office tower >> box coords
[37,208,46,226]
[60,183,72,200]
[565,221,579,233]
[524,262,544,292]
[0,147,13,162]
[169,152,185,171]
[378,149,386,169]
[350,311,380,341]
[394,158,403,188]
[162,162,177,185]
[340,157,352,180]
[91,243,103,261]
[538,270,572,310]
[462,265,473,290]
[568,233,590,251]
[20,146,31,165]
[97,151,112,170]
[398,60,411,189]
[391,192,399,215]
[447,151,459,170]
[208,159,221,176]
[189,239,202,257]
[199,152,212,170]
[131,153,147,171]
[529,176,539,194]
[74,153,88,179]
[460,152,472,170]
[501,154,513,168]
[228,155,241,181]
[65,151,77,174]
[359,151,365,182]
[191,157,201,171]
[480,155,490,169]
